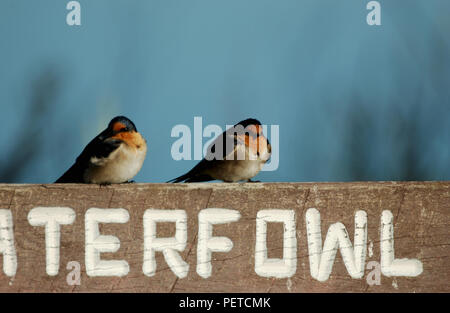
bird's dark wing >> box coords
[207,131,238,161]
[80,137,123,162]
[55,133,123,183]
[167,130,238,183]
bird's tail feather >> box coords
[166,172,213,183]
[166,173,190,183]
[167,159,215,183]
[55,163,84,183]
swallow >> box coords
[168,118,271,183]
[55,116,147,184]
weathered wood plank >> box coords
[0,182,448,292]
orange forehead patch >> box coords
[113,122,127,132]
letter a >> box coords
[367,1,381,26]
[67,1,81,26]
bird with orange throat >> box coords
[168,118,271,183]
[55,116,147,184]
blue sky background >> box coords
[1,0,449,183]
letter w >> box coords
[305,208,367,281]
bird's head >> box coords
[108,116,137,134]
[232,118,271,161]
[96,116,138,142]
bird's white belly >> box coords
[84,144,147,184]
[229,160,263,182]
[207,143,266,182]
[208,159,263,182]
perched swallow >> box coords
[55,116,147,184]
[168,118,271,183]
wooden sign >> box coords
[0,182,448,292]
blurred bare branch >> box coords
[0,69,61,182]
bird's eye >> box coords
[120,127,128,132]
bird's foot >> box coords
[247,179,261,183]
[99,182,112,187]
[125,180,136,184]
